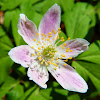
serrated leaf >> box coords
[63,2,91,39]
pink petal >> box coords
[18,14,39,47]
[39,4,61,43]
[56,38,89,59]
[27,62,49,88]
[48,60,88,93]
[8,45,36,68]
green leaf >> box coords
[0,77,19,99]
[77,41,100,64]
[6,84,24,100]
[1,0,23,11]
[63,2,91,39]
[27,87,52,100]
[0,57,13,84]
[72,61,100,93]
[0,26,5,36]
[67,94,80,100]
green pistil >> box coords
[42,45,56,58]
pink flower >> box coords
[8,4,89,93]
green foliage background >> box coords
[0,0,100,100]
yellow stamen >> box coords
[41,37,44,40]
[53,37,55,40]
[38,56,41,61]
[42,59,45,62]
[61,37,64,40]
[64,63,67,66]
[38,41,41,43]
[63,43,66,46]
[33,39,36,42]
[45,35,47,37]
[69,57,72,59]
[32,54,35,56]
[45,62,48,66]
[38,52,41,55]
[57,35,59,39]
[41,62,43,64]
[35,50,38,52]
[41,33,44,36]
[37,33,39,36]
[65,59,68,62]
[54,67,57,70]
[38,47,41,50]
[58,28,61,31]
[31,46,34,49]
[67,37,70,40]
[56,58,58,60]
[70,50,73,52]
[56,61,59,63]
[48,61,51,64]
[53,29,56,34]
[61,54,66,57]
[41,46,44,48]
[62,47,65,49]
[61,39,65,42]
[58,31,61,34]
[49,32,52,34]
[49,35,52,38]
[60,45,62,47]
[36,43,38,45]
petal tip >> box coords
[19,13,26,21]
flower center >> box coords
[42,45,56,58]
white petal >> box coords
[48,60,88,93]
[27,62,49,88]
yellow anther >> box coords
[37,33,39,36]
[56,61,59,63]
[63,43,66,46]
[58,28,61,31]
[41,33,44,36]
[35,50,38,52]
[53,37,55,40]
[38,56,41,61]
[52,53,54,55]
[60,45,62,47]
[36,43,38,45]
[38,41,41,43]
[41,62,43,64]
[67,37,70,40]
[41,46,44,48]
[49,51,52,54]
[48,38,50,41]
[38,47,41,50]
[65,59,68,62]
[69,57,72,59]
[49,32,52,34]
[48,61,51,64]
[57,35,59,39]
[64,63,67,66]
[61,37,64,40]
[56,58,58,60]
[58,31,61,34]
[33,39,36,41]
[38,52,41,55]
[67,48,70,50]
[45,62,48,66]
[54,67,57,70]
[41,37,44,40]
[31,46,34,49]
[51,58,54,61]
[32,54,35,56]
[62,47,65,49]
[49,35,52,38]
[70,50,73,52]
[61,39,65,42]
[49,40,51,43]
[60,57,62,59]
[66,49,69,52]
[45,38,48,41]
[45,35,47,37]
[53,29,56,34]
[42,59,45,62]
[61,54,66,57]
[55,63,58,67]
[44,43,46,45]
